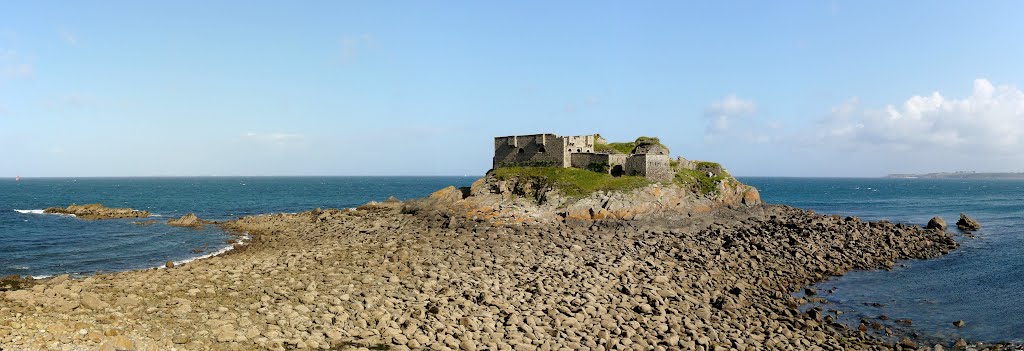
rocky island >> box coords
[0,134,971,350]
[43,204,151,220]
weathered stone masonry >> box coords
[493,133,673,182]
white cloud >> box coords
[814,79,1024,154]
[339,34,376,63]
[0,49,33,80]
[704,94,757,134]
[243,132,305,144]
[58,29,78,46]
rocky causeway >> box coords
[0,172,986,350]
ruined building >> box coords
[492,133,673,182]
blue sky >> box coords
[3,1,1024,177]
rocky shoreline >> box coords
[1,194,978,350]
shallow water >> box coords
[740,177,1024,343]
[0,176,475,278]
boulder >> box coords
[925,216,947,231]
[956,213,981,231]
[167,213,204,228]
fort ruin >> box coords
[492,133,674,182]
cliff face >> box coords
[404,170,761,224]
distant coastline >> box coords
[885,171,1024,179]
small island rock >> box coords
[956,213,981,231]
[44,204,150,220]
[167,213,204,228]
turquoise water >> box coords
[740,177,1024,344]
[0,176,475,278]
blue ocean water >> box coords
[0,176,475,278]
[740,177,1024,344]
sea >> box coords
[741,177,1024,345]
[1,176,1022,344]
[0,176,475,278]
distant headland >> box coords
[885,171,1024,179]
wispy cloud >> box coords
[339,34,376,63]
[704,94,757,135]
[243,132,306,144]
[58,28,78,47]
[0,49,33,80]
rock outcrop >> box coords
[43,203,150,220]
[404,170,761,223]
[956,213,981,231]
[167,213,204,228]
[926,216,947,231]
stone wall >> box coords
[570,152,607,170]
[562,135,595,155]
[625,154,672,182]
[493,134,567,168]
[493,134,595,169]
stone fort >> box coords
[492,133,673,182]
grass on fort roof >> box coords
[594,142,635,154]
[492,167,651,198]
[593,136,667,155]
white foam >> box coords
[31,275,52,280]
[13,209,75,217]
[14,209,44,214]
[156,232,251,269]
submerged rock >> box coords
[926,216,947,231]
[956,213,981,231]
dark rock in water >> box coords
[925,216,947,231]
[804,287,817,296]
[895,318,912,326]
[167,213,204,228]
[956,213,981,231]
[953,319,966,327]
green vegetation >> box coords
[585,162,609,174]
[492,167,651,198]
[673,161,730,197]
[594,142,634,154]
[592,136,668,155]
